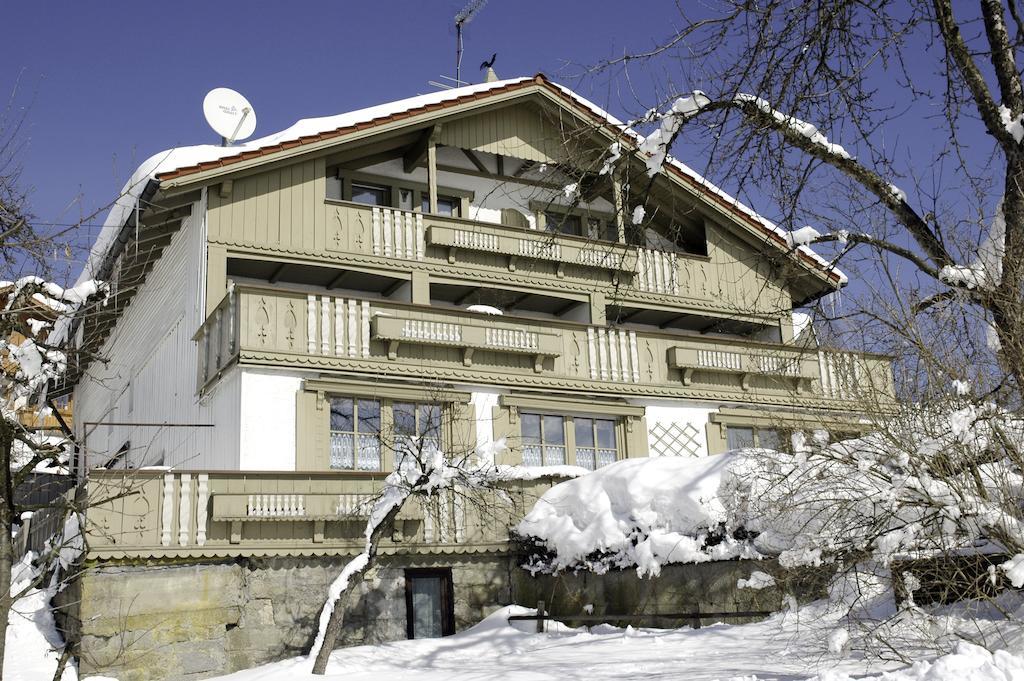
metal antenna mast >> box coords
[454,0,488,85]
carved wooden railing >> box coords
[84,469,552,559]
[426,219,638,275]
[195,286,892,404]
[194,286,240,388]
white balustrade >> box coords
[453,230,499,252]
[519,239,561,260]
[635,248,679,295]
[371,207,425,260]
[697,349,743,372]
[587,327,641,383]
[485,328,539,351]
[247,494,306,518]
[305,295,371,358]
[400,320,462,343]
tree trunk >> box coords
[311,570,366,674]
[311,501,406,674]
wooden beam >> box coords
[461,149,489,173]
[268,263,289,284]
[506,292,532,309]
[403,125,441,174]
[554,300,580,317]
[431,163,561,190]
[383,279,407,298]
[455,287,481,305]
[326,270,348,289]
[661,313,695,329]
[513,160,536,177]
[617,308,647,323]
[496,154,504,175]
[427,140,438,214]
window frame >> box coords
[328,396,383,471]
[324,394,449,472]
[332,170,473,216]
[518,410,623,470]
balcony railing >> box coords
[426,218,637,275]
[195,285,893,405]
[83,469,549,560]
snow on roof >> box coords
[75,74,843,291]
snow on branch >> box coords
[637,91,851,178]
[938,199,1006,291]
[308,441,586,666]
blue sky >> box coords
[0,1,999,290]
[1,1,685,270]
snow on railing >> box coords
[371,206,424,260]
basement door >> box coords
[404,568,455,639]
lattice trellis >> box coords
[648,422,703,457]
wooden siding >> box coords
[74,193,241,471]
[196,286,893,412]
[436,104,565,163]
[84,469,553,560]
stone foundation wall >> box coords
[512,560,829,627]
[58,554,514,681]
[58,555,825,681]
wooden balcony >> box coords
[83,469,548,561]
[208,197,787,318]
[195,286,893,408]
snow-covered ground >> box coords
[6,554,80,681]
[7,563,1024,680]
[151,604,1022,681]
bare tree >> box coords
[308,391,579,674]
[0,84,111,678]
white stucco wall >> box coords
[238,369,303,470]
[629,399,720,457]
[469,389,501,464]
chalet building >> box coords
[58,74,892,679]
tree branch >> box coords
[932,0,1017,147]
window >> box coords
[522,413,566,466]
[575,417,618,470]
[394,402,443,466]
[726,426,788,452]
[422,194,460,217]
[329,397,382,470]
[351,183,390,206]
[521,412,621,469]
[544,211,582,236]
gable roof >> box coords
[78,74,844,291]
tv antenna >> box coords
[203,88,257,146]
[454,0,488,86]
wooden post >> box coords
[536,600,546,633]
[427,142,438,215]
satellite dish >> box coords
[203,88,257,145]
